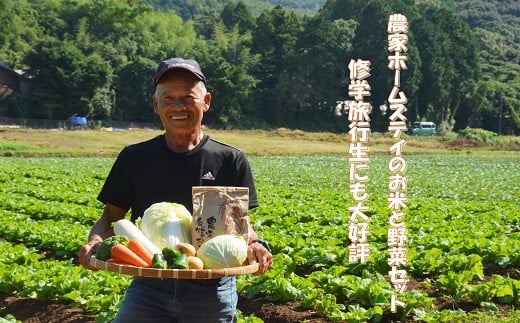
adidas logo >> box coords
[201,171,215,180]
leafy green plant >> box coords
[466,275,520,305]
[0,314,21,323]
[0,155,519,322]
[435,270,473,303]
[459,127,499,144]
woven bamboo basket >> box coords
[89,256,259,279]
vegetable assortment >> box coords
[94,202,251,271]
[98,233,201,269]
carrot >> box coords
[111,244,149,267]
[127,239,153,267]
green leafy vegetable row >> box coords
[0,155,518,322]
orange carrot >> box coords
[127,239,153,267]
[111,244,149,267]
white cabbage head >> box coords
[138,202,192,250]
[196,234,248,269]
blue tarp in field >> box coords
[71,117,87,126]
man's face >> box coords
[153,70,210,135]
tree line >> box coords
[0,0,518,134]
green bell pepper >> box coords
[162,247,182,268]
[152,253,168,269]
[173,253,189,269]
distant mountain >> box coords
[149,0,518,45]
[147,0,326,19]
[442,0,519,82]
[443,0,519,49]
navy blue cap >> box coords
[154,58,206,85]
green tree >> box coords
[466,27,519,134]
[0,0,40,67]
[193,9,222,39]
[276,15,358,130]
[152,0,223,21]
[129,10,198,61]
[414,4,481,131]
[114,57,157,122]
[50,0,154,67]
[1,0,514,134]
[195,24,260,127]
[220,0,256,33]
[466,79,520,135]
[0,0,41,116]
[16,0,200,122]
[250,6,302,126]
[346,0,422,131]
[21,37,112,120]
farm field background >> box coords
[0,128,519,322]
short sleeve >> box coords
[97,148,133,211]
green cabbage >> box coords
[137,202,192,250]
[196,235,248,269]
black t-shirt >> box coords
[98,134,258,222]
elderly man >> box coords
[78,58,272,322]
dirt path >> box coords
[0,294,328,322]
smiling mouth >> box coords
[170,115,189,120]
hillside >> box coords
[443,0,520,79]
[1,0,517,134]
[148,0,326,18]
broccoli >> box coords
[96,235,129,260]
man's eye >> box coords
[162,99,174,105]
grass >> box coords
[1,127,518,157]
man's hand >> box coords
[78,239,102,271]
[78,203,126,270]
[247,241,273,276]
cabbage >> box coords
[196,235,248,269]
[137,202,192,250]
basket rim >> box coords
[89,256,259,279]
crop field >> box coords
[0,153,519,322]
